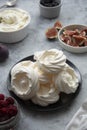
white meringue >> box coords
[33,62,54,84]
[31,83,59,106]
[34,49,66,73]
[54,64,79,94]
[11,60,34,74]
[11,62,39,100]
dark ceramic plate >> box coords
[7,55,82,111]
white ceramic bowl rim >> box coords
[58,24,87,49]
[0,8,31,33]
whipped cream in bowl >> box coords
[0,8,31,43]
[0,8,29,32]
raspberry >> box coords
[0,100,9,108]
[0,95,18,122]
[8,105,18,117]
[6,97,14,105]
[1,107,8,115]
[0,109,3,117]
[0,108,10,121]
[0,94,4,100]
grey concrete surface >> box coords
[0,0,87,130]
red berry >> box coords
[0,107,8,115]
[0,95,18,122]
[8,105,18,117]
[6,97,14,105]
[0,94,4,100]
[0,109,3,117]
[0,100,9,108]
[0,108,10,121]
[0,100,4,108]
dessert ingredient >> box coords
[33,62,53,84]
[54,21,62,30]
[31,83,59,106]
[0,94,5,100]
[46,27,58,39]
[60,27,87,47]
[31,61,60,106]
[54,64,79,94]
[0,8,29,32]
[6,97,14,105]
[0,94,18,122]
[11,60,34,74]
[7,105,18,117]
[11,63,39,100]
[0,44,9,62]
[34,49,66,73]
[45,21,62,39]
[40,0,60,7]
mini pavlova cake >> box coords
[11,61,39,100]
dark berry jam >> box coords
[40,0,60,7]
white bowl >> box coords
[58,24,87,53]
[39,0,62,19]
[0,8,31,43]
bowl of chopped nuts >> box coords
[58,24,87,53]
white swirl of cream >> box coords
[33,62,54,84]
[0,8,29,32]
[31,83,59,106]
[11,62,39,100]
[54,64,79,94]
[34,49,66,73]
[11,60,34,74]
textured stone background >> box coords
[0,0,87,129]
